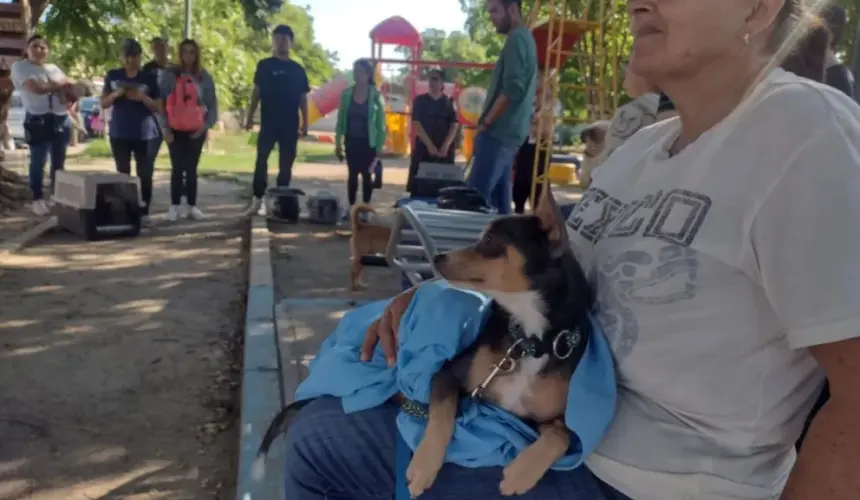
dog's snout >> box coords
[433,254,448,266]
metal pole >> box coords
[184,0,192,39]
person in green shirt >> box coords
[466,0,537,214]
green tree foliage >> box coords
[459,0,629,123]
[458,0,860,123]
[41,0,335,111]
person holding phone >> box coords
[334,59,386,207]
[101,39,162,221]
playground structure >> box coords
[301,1,626,189]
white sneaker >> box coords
[188,206,204,220]
[242,197,264,217]
[31,199,50,216]
[166,205,181,222]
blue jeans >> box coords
[466,132,519,215]
[28,118,71,201]
[283,396,631,500]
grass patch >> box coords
[80,132,337,175]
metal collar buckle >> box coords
[470,338,525,399]
[552,329,582,360]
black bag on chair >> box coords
[372,158,383,189]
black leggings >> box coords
[110,138,154,215]
[345,137,375,205]
[168,131,206,206]
[513,141,548,214]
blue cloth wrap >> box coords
[294,280,617,470]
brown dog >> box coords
[349,204,392,291]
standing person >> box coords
[820,4,854,98]
[101,39,162,221]
[407,68,458,193]
[284,1,860,499]
[242,24,310,216]
[466,0,537,214]
[142,36,170,77]
[334,59,386,206]
[143,36,171,163]
[11,34,74,216]
[158,39,218,222]
[511,70,560,213]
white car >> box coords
[7,91,25,141]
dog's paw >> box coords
[499,455,545,496]
[406,441,446,498]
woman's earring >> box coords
[743,33,751,45]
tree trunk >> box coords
[0,1,34,215]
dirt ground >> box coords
[0,171,246,499]
[270,160,584,302]
[270,160,413,302]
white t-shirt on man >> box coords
[567,68,860,500]
[10,59,68,116]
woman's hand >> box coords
[335,143,344,162]
[360,286,418,366]
[163,130,174,144]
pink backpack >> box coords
[166,75,205,131]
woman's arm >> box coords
[99,72,125,109]
[156,70,175,134]
[441,98,460,154]
[201,71,219,130]
[11,63,65,95]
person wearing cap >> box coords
[467,0,537,214]
[242,24,310,216]
[821,4,855,98]
[407,68,459,193]
[101,38,162,221]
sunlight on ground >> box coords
[111,299,168,315]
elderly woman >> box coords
[282,1,860,499]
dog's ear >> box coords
[534,183,567,247]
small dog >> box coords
[349,203,392,291]
[578,121,609,187]
[252,190,593,497]
[406,188,593,496]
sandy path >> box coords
[0,172,246,500]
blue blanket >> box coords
[295,281,617,470]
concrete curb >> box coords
[236,216,284,500]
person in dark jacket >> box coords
[407,68,458,193]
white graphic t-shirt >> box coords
[10,59,68,116]
[567,68,860,500]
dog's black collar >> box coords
[506,319,584,360]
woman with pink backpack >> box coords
[157,38,218,222]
